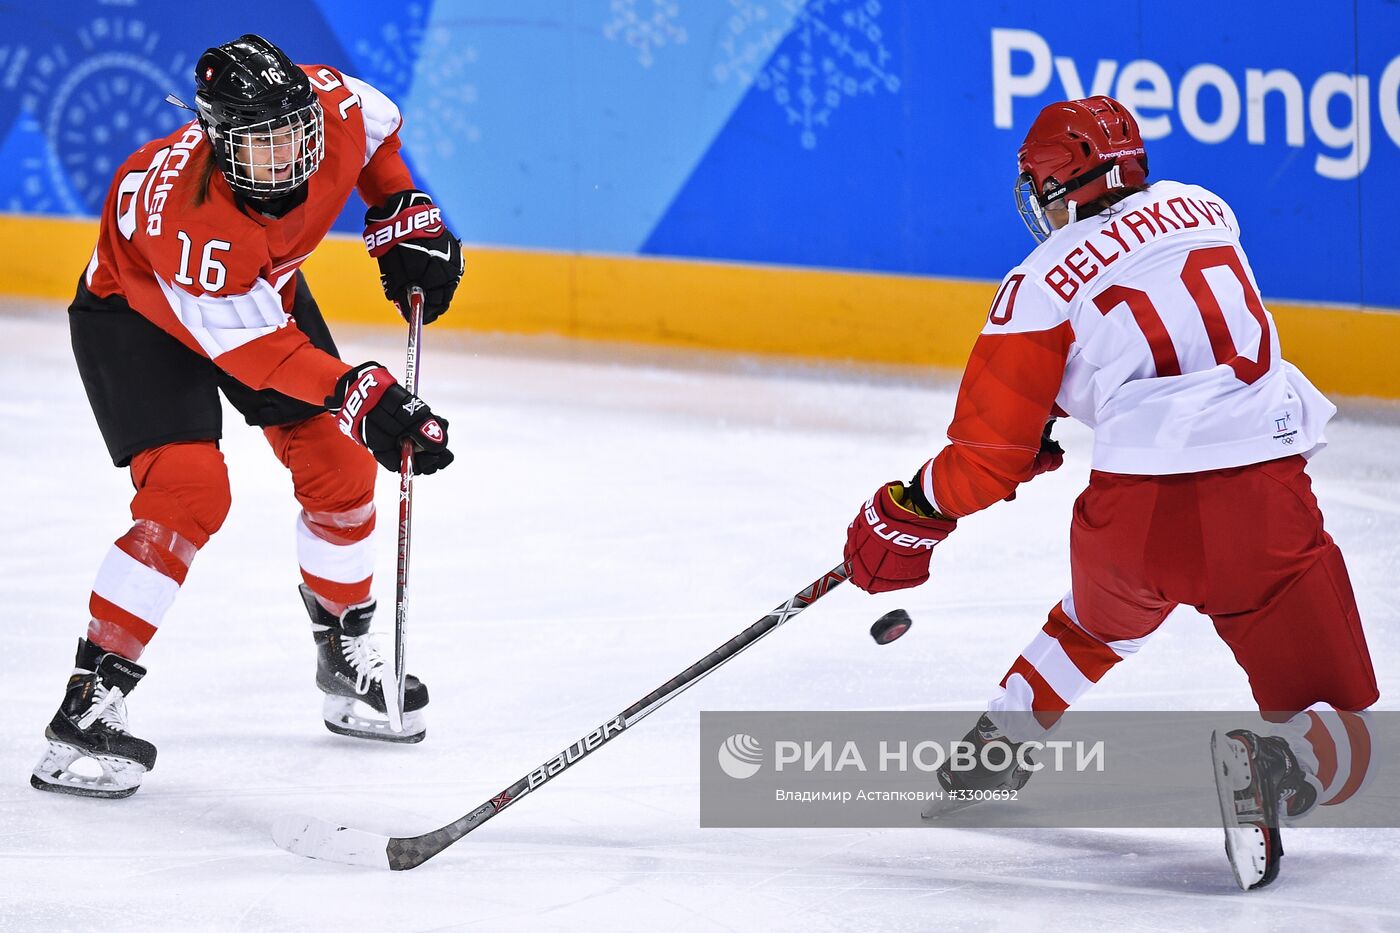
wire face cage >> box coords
[1015,172,1053,243]
[215,100,325,196]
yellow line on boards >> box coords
[1,214,1396,399]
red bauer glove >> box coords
[844,482,957,594]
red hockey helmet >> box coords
[1014,96,1148,242]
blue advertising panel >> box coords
[4,1,1396,308]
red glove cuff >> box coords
[363,202,446,258]
[844,483,957,594]
[330,363,397,444]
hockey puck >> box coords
[870,609,912,645]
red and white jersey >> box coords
[923,180,1336,519]
[84,66,414,405]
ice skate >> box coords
[921,713,1035,820]
[31,639,157,799]
[1211,728,1317,890]
[301,584,428,744]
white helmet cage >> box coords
[211,103,324,197]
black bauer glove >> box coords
[328,363,454,475]
[1001,419,1065,503]
[363,189,464,325]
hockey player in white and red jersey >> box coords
[31,35,464,799]
[842,96,1378,890]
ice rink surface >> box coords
[1,299,1397,932]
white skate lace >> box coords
[77,683,129,732]
[340,635,388,694]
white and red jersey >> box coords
[84,66,414,405]
[923,180,1336,519]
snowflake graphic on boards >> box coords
[336,7,480,161]
[13,16,192,214]
[398,26,482,161]
[346,2,431,101]
[604,0,688,69]
[716,0,900,150]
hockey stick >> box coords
[384,286,426,734]
[271,562,851,869]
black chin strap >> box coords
[236,183,309,219]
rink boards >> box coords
[3,215,1398,399]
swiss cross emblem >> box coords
[204,66,215,80]
[420,420,444,442]
[489,791,512,810]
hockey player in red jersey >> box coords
[32,35,465,799]
[842,96,1378,890]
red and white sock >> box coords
[987,594,1145,739]
[87,520,198,660]
[296,503,376,617]
[1275,705,1373,810]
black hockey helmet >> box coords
[193,34,324,197]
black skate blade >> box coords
[29,773,139,799]
[324,720,426,745]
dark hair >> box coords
[1079,184,1151,219]
[190,147,218,207]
